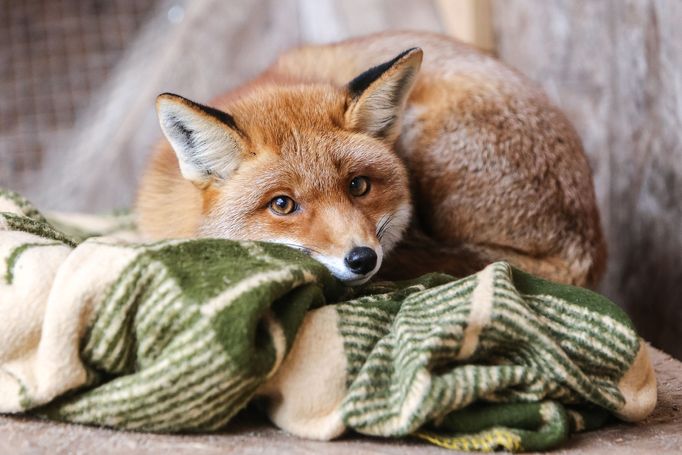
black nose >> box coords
[344,247,377,275]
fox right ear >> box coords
[345,48,422,143]
[156,93,246,186]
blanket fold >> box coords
[0,188,656,452]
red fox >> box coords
[136,31,606,287]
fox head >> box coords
[155,48,422,285]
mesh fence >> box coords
[0,0,446,210]
[0,0,158,190]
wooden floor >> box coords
[1,346,680,454]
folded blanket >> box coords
[0,188,656,452]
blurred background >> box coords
[1,0,680,359]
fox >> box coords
[136,31,606,288]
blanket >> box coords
[0,188,657,452]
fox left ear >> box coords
[156,93,247,187]
[345,47,423,143]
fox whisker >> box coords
[376,214,394,241]
[273,241,323,257]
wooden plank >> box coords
[436,0,495,52]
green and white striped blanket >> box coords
[0,189,656,452]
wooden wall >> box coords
[492,0,682,358]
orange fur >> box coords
[137,31,606,287]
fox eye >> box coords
[269,195,297,215]
[349,176,371,197]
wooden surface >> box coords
[491,0,682,360]
[1,347,680,454]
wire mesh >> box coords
[0,0,158,190]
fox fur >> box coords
[136,31,606,287]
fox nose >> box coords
[344,247,378,275]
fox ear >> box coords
[156,93,246,186]
[345,48,422,142]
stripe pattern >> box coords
[337,262,641,442]
[40,238,340,432]
[0,188,654,451]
